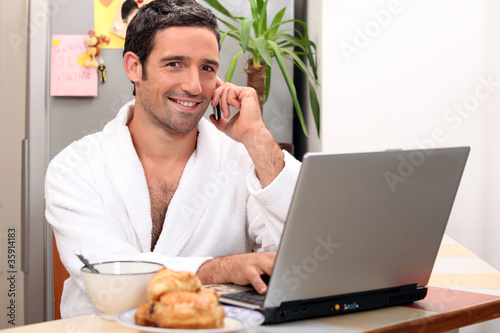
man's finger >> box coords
[249,273,268,295]
[216,77,225,87]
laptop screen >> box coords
[264,147,469,308]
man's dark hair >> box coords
[123,0,221,96]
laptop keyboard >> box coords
[221,290,265,306]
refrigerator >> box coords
[22,0,137,325]
[16,0,294,325]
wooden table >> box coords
[4,236,500,333]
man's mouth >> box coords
[171,98,199,107]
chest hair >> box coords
[147,177,179,251]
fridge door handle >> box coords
[21,139,29,274]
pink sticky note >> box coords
[50,35,98,97]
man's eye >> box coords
[202,65,214,72]
[167,62,181,68]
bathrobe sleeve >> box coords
[246,150,302,252]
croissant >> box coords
[147,267,202,301]
[135,268,225,329]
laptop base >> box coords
[259,284,427,324]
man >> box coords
[45,0,301,318]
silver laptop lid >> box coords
[264,147,469,308]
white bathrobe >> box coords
[45,100,301,318]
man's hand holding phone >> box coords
[209,78,265,143]
[210,78,285,188]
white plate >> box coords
[116,305,265,333]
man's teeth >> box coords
[173,99,197,107]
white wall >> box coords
[306,0,499,331]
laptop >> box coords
[211,146,470,324]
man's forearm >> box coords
[197,257,227,285]
[242,126,285,188]
[196,255,251,286]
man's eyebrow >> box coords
[204,58,219,68]
[159,55,190,63]
[159,55,219,68]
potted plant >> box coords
[204,0,320,137]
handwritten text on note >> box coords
[50,35,98,97]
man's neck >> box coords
[127,105,198,167]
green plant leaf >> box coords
[217,17,240,34]
[271,33,300,46]
[267,8,286,38]
[220,31,227,44]
[225,50,244,82]
[268,41,309,137]
[203,0,237,20]
[264,66,271,103]
[293,20,318,79]
[279,47,321,135]
[240,19,255,52]
[281,49,319,85]
[226,31,241,43]
[257,0,268,38]
[249,0,258,20]
[309,84,320,136]
[265,18,295,31]
[256,0,266,13]
[254,37,273,67]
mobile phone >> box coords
[212,87,221,120]
[212,101,221,120]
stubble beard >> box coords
[143,94,207,135]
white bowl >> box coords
[81,261,163,320]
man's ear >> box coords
[123,51,142,83]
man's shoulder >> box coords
[47,100,134,177]
[47,131,107,179]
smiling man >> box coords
[45,0,301,318]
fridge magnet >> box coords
[109,0,154,40]
[82,30,110,83]
[50,34,98,97]
[82,30,110,69]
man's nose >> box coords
[180,68,202,95]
